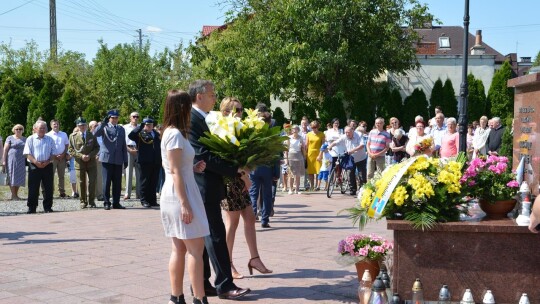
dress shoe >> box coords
[72,193,79,198]
[112,203,126,209]
[150,202,160,207]
[169,294,186,304]
[80,203,88,209]
[192,296,209,304]
[190,285,217,297]
[89,203,97,208]
[261,223,271,228]
[142,202,151,208]
[350,191,356,196]
[218,287,251,300]
[104,202,111,210]
[26,208,36,214]
[44,209,54,213]
[97,195,104,201]
[59,193,66,198]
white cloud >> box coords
[146,26,162,33]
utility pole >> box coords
[49,0,57,61]
[137,29,142,51]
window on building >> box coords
[439,37,450,48]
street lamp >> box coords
[458,0,470,152]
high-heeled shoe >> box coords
[192,296,209,304]
[231,261,244,279]
[169,294,186,304]
[247,256,273,275]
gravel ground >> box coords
[0,197,145,216]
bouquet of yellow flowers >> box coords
[199,109,288,169]
[344,154,468,230]
[414,137,433,153]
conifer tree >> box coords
[487,61,514,121]
[442,79,457,118]
[466,74,487,121]
[429,78,444,116]
[0,77,27,137]
[402,88,429,129]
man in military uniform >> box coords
[128,117,161,208]
[94,110,128,210]
[68,117,100,209]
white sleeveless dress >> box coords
[160,128,209,239]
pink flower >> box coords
[358,247,369,256]
[507,180,519,188]
[468,180,476,186]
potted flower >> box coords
[460,155,519,219]
[337,233,393,280]
[344,154,468,231]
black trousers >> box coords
[27,163,54,210]
[138,162,159,205]
[102,162,123,204]
[350,159,367,192]
[202,196,236,294]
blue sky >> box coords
[1,0,539,61]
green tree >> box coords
[82,103,103,123]
[0,77,28,137]
[92,41,165,124]
[442,78,457,118]
[190,0,433,119]
[429,78,444,115]
[466,74,487,121]
[487,61,514,121]
[56,81,78,132]
[26,74,63,132]
[402,88,428,128]
[533,50,540,67]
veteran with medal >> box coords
[68,117,100,209]
[128,117,161,208]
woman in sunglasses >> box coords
[3,124,27,200]
[219,97,272,280]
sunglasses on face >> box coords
[15,128,23,131]
[132,115,139,118]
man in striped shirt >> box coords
[23,120,55,214]
[366,117,391,181]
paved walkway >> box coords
[0,191,391,304]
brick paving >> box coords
[0,191,391,304]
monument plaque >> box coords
[508,73,540,195]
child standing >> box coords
[316,143,332,191]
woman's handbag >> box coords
[0,166,7,186]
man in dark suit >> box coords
[188,80,251,300]
[68,117,100,209]
[486,116,505,156]
[94,110,128,210]
[128,117,161,208]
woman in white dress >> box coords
[406,121,434,157]
[161,90,210,304]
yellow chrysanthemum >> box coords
[360,189,374,208]
[392,186,408,206]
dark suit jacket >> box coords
[486,126,505,153]
[128,126,162,164]
[189,108,238,204]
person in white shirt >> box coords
[46,119,69,198]
[328,126,364,195]
[123,112,141,200]
[325,118,346,171]
[472,116,491,158]
[430,113,447,156]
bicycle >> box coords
[327,154,352,198]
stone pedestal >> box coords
[508,72,540,195]
[388,219,540,304]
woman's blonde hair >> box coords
[12,124,24,133]
[219,97,241,114]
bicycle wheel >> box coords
[340,169,349,194]
[327,169,336,198]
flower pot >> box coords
[478,199,517,220]
[355,259,380,282]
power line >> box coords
[0,0,36,16]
